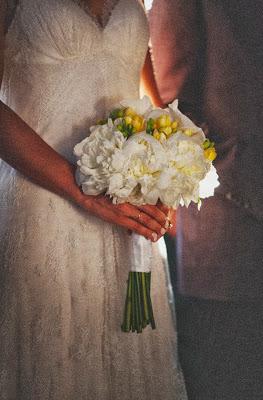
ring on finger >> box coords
[137,212,142,220]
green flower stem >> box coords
[131,273,136,332]
[146,273,156,330]
[121,271,156,333]
[135,273,143,333]
[121,272,132,332]
[138,273,147,329]
[134,276,139,332]
[141,273,150,324]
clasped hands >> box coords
[80,194,175,242]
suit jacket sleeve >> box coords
[149,0,204,114]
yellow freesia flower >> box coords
[171,121,178,132]
[153,129,161,140]
[124,116,132,125]
[156,115,172,129]
[153,129,166,142]
[184,129,194,137]
[132,115,145,132]
[204,147,217,161]
[165,115,172,126]
[161,126,172,136]
[124,107,137,117]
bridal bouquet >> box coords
[74,96,219,333]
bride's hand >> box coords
[79,194,170,242]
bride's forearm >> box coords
[0,101,84,205]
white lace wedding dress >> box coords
[0,0,187,399]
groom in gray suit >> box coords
[149,1,263,399]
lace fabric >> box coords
[0,1,187,399]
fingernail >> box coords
[152,233,158,242]
[160,228,166,235]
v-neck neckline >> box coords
[72,0,121,30]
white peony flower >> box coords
[199,164,220,199]
[107,133,167,205]
[73,123,126,195]
[156,133,209,207]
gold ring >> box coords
[168,221,173,229]
[138,212,142,220]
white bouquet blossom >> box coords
[74,96,219,333]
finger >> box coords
[156,201,171,216]
[158,204,176,228]
[85,198,158,241]
[137,204,169,228]
[167,212,176,236]
[100,199,167,237]
[114,203,165,235]
[118,217,159,242]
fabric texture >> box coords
[0,0,187,399]
[176,296,263,400]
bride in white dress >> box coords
[0,0,187,398]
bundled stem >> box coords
[121,272,156,333]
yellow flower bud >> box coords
[132,115,141,123]
[161,126,172,136]
[204,147,217,161]
[124,116,132,125]
[132,121,140,132]
[124,107,136,117]
[171,121,178,131]
[153,130,167,142]
[156,115,168,128]
[132,115,145,132]
[159,132,167,142]
[153,129,161,140]
[165,115,172,126]
[184,129,194,137]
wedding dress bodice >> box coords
[2,0,149,161]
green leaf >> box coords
[146,118,154,134]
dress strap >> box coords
[4,0,19,34]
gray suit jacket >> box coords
[150,0,263,300]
